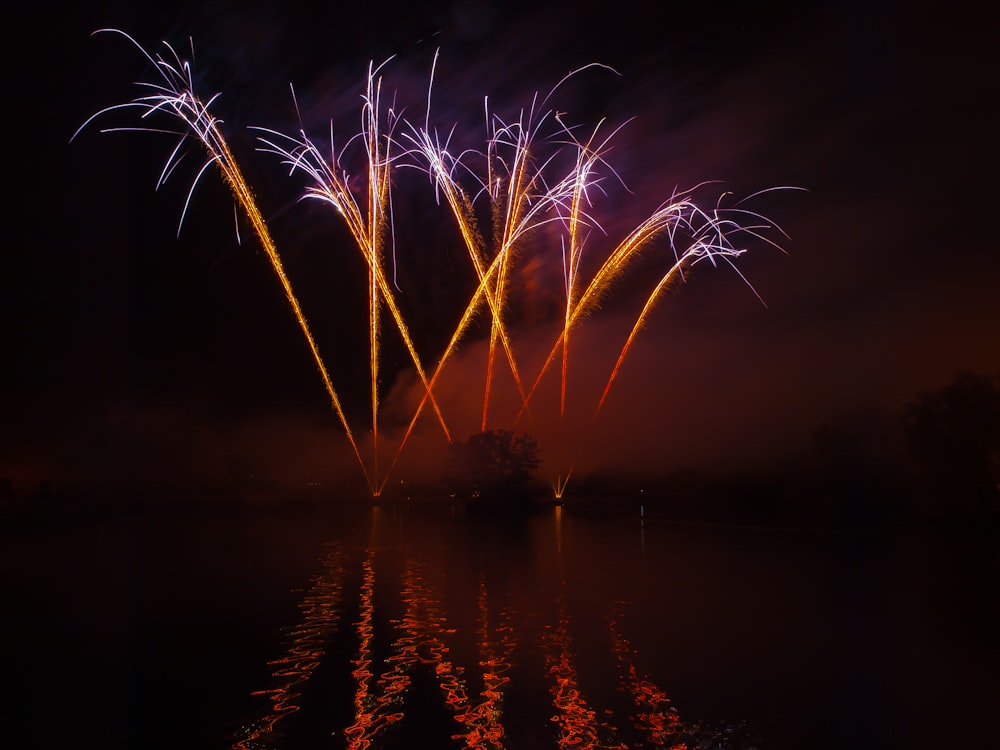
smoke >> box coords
[49,401,358,492]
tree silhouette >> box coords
[904,371,1000,515]
[447,429,542,508]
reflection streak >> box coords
[233,544,346,750]
[544,592,627,749]
[343,551,405,749]
[545,521,624,750]
[452,571,516,749]
[607,605,686,748]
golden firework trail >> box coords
[72,29,375,490]
[402,62,622,434]
[592,188,796,416]
[509,125,797,496]
[254,64,456,492]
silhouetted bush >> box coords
[446,429,541,510]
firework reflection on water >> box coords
[232,505,760,750]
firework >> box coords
[72,29,375,489]
[404,67,797,497]
[254,64,455,490]
[78,30,796,498]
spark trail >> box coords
[72,29,374,490]
[400,63,617,436]
[255,65,455,493]
[402,71,563,431]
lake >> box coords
[2,496,996,749]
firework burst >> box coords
[77,31,798,498]
[403,63,798,497]
[72,29,375,488]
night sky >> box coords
[5,0,999,492]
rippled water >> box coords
[2,498,996,749]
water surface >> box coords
[2,497,996,749]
